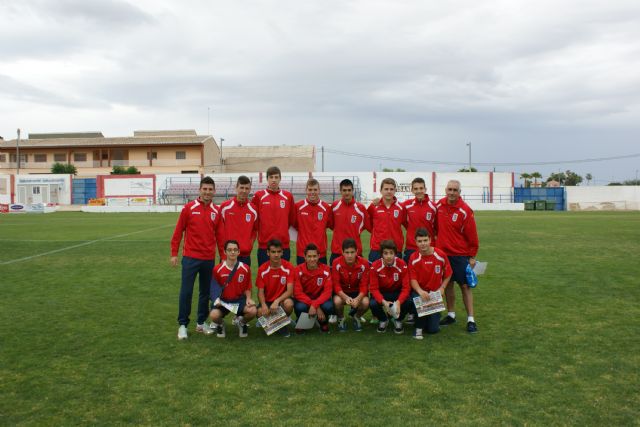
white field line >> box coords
[0,224,173,266]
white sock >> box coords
[448,312,456,319]
[415,328,423,335]
[467,316,475,323]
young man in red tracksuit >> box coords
[209,240,257,338]
[435,180,480,333]
[369,240,412,334]
[294,178,333,265]
[171,176,224,340]
[256,239,296,337]
[219,175,258,266]
[368,178,406,263]
[331,238,370,332]
[402,177,437,263]
[252,166,296,266]
[329,179,370,266]
[293,243,335,333]
[408,228,452,340]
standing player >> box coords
[408,228,452,340]
[219,175,258,265]
[209,240,256,338]
[293,243,335,333]
[251,166,296,266]
[294,178,333,265]
[171,176,224,340]
[368,178,406,262]
[332,238,370,332]
[329,179,370,266]
[256,239,296,337]
[436,180,480,333]
[402,177,437,263]
[368,240,412,334]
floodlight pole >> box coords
[321,146,324,172]
[466,142,472,171]
[16,128,21,175]
[219,137,224,172]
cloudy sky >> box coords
[1,0,639,183]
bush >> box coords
[111,166,140,175]
[51,162,77,175]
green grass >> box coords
[1,211,639,425]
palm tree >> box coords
[531,172,542,187]
[520,172,531,188]
[586,173,593,185]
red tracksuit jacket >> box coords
[251,188,295,249]
[213,261,252,300]
[256,259,296,303]
[408,248,452,292]
[294,263,333,308]
[331,255,369,295]
[402,196,438,251]
[219,197,258,257]
[294,198,333,258]
[368,198,406,252]
[171,198,223,260]
[435,197,479,257]
[330,198,370,255]
[369,258,410,304]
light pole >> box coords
[16,128,21,175]
[466,142,472,171]
[219,137,224,172]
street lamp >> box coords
[16,128,21,175]
[219,137,224,171]
[466,142,472,171]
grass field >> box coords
[1,211,639,425]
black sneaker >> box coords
[405,314,415,325]
[440,315,456,326]
[377,321,388,333]
[278,326,291,338]
[393,319,404,334]
[467,321,478,334]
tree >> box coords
[382,167,406,172]
[585,173,593,185]
[564,170,583,186]
[458,167,478,172]
[546,172,566,185]
[531,172,542,186]
[520,172,531,187]
[51,162,77,175]
[623,179,640,186]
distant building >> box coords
[0,130,315,175]
[546,180,561,187]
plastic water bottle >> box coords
[466,263,478,288]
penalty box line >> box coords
[0,224,173,266]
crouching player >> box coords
[293,243,335,333]
[256,239,296,337]
[369,240,412,334]
[209,240,257,338]
[408,228,452,340]
[332,238,370,332]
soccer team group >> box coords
[171,166,479,341]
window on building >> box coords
[147,151,158,160]
[176,151,186,160]
[34,154,47,162]
[10,153,27,163]
[74,153,87,162]
[54,153,66,162]
[33,186,41,195]
[0,154,6,162]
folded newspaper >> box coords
[220,300,240,315]
[257,306,291,335]
[413,292,446,317]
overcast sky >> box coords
[1,0,639,183]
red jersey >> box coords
[171,198,223,260]
[368,198,406,252]
[330,198,370,255]
[251,188,295,249]
[294,198,333,258]
[219,197,258,257]
[294,263,333,308]
[435,197,479,257]
[402,196,437,251]
[256,259,296,302]
[408,248,452,292]
[331,255,369,295]
[213,261,252,300]
[369,258,410,304]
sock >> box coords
[415,328,423,335]
[467,316,475,323]
[448,312,456,319]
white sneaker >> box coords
[238,321,248,338]
[177,325,188,340]
[393,319,404,334]
[215,323,226,338]
[196,323,215,335]
[328,315,338,324]
[413,328,424,340]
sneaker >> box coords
[440,315,457,326]
[357,316,367,324]
[467,321,478,334]
[295,328,305,336]
[328,315,338,324]
[351,316,363,332]
[320,323,330,333]
[413,329,424,340]
[238,322,248,338]
[338,318,348,332]
[215,323,226,338]
[377,321,388,333]
[405,314,415,325]
[278,326,291,338]
[393,319,404,334]
[177,325,188,340]
[195,323,214,335]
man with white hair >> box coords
[435,180,479,333]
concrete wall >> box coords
[566,186,640,210]
[0,174,11,204]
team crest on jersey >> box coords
[280,277,286,285]
[210,212,217,221]
[452,213,458,222]
[426,212,432,221]
[238,274,245,283]
[245,213,252,222]
[318,212,323,221]
[280,200,286,208]
[435,265,441,274]
[351,215,357,223]
[393,272,399,281]
[317,278,323,286]
[357,272,362,279]
[394,210,399,219]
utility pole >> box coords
[207,107,210,136]
[321,146,324,172]
[466,142,472,171]
[219,137,224,172]
[16,128,21,175]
